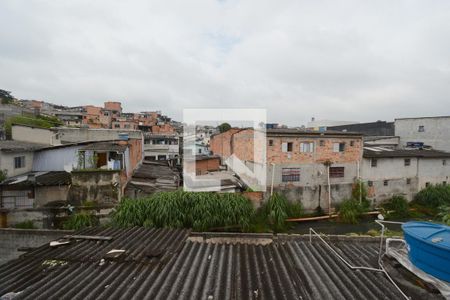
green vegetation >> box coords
[438,205,450,225]
[112,191,255,231]
[4,114,63,138]
[0,89,14,104]
[413,183,450,209]
[337,181,371,224]
[381,195,409,219]
[217,122,231,133]
[0,169,7,182]
[14,220,36,229]
[112,191,302,233]
[338,199,367,224]
[63,212,99,230]
[352,179,368,203]
[252,193,303,232]
[409,184,450,222]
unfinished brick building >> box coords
[210,128,363,212]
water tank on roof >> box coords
[402,221,450,282]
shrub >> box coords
[14,220,36,229]
[382,195,409,219]
[338,199,365,224]
[0,169,7,182]
[263,193,289,232]
[63,212,99,230]
[413,184,450,208]
[352,180,368,203]
[112,192,255,232]
[438,205,450,225]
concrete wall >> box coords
[68,170,121,205]
[0,228,72,265]
[57,128,143,143]
[35,185,70,207]
[266,161,357,211]
[417,158,450,189]
[395,117,450,151]
[12,125,60,145]
[0,151,34,177]
[361,156,450,203]
[33,145,82,172]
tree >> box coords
[218,122,231,133]
[0,89,14,104]
[0,170,7,182]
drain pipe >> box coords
[327,165,331,215]
[270,163,275,196]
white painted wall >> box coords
[395,117,450,151]
[0,151,34,177]
[12,125,60,146]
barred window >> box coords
[329,167,344,178]
[282,168,300,182]
[14,156,25,169]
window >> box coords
[368,181,373,187]
[114,124,120,128]
[350,141,355,147]
[426,182,430,187]
[282,142,293,152]
[406,178,411,184]
[14,156,25,169]
[268,139,273,146]
[418,125,425,132]
[383,180,388,186]
[300,142,314,153]
[443,160,447,166]
[404,159,411,166]
[282,168,300,182]
[329,167,345,178]
[333,142,345,152]
[319,140,325,147]
[371,159,377,167]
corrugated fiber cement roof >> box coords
[0,227,433,300]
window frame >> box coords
[14,156,26,169]
[404,158,411,166]
[281,168,300,182]
[371,159,378,167]
[329,166,345,178]
[300,142,314,153]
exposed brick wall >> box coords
[210,129,240,159]
[229,129,362,165]
[185,157,220,175]
[267,136,362,164]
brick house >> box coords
[211,128,363,212]
[209,128,241,160]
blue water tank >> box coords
[402,221,450,282]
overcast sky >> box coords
[1,1,449,126]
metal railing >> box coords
[309,220,410,300]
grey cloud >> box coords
[1,0,450,126]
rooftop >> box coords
[395,115,450,121]
[0,140,50,153]
[364,147,450,158]
[266,128,362,137]
[0,171,71,187]
[0,227,438,299]
[80,142,128,152]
